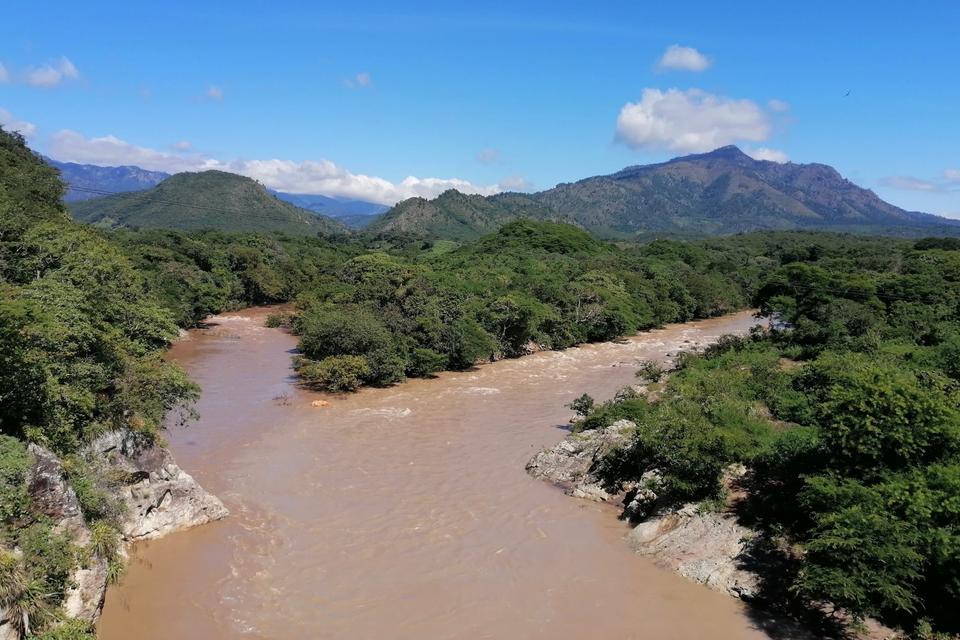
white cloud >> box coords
[476,148,500,164]
[24,57,80,87]
[747,147,789,163]
[944,168,960,182]
[344,72,372,89]
[170,140,192,151]
[615,88,772,153]
[206,85,224,101]
[46,129,506,205]
[655,45,712,72]
[0,108,38,138]
[880,176,944,192]
[0,63,8,84]
[767,99,790,112]
[48,130,209,173]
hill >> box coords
[46,158,170,201]
[70,170,348,235]
[372,146,960,240]
[367,189,564,241]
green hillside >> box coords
[371,147,960,240]
[366,189,563,240]
[70,170,348,236]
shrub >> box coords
[298,355,371,392]
[635,360,666,383]
[567,393,595,417]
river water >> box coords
[98,307,772,640]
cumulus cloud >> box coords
[615,88,772,153]
[0,108,38,138]
[655,45,712,72]
[344,72,372,89]
[767,99,790,112]
[746,147,790,163]
[476,148,500,164]
[24,57,80,87]
[205,85,224,101]
[0,63,8,84]
[46,129,506,205]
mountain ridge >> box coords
[370,146,960,240]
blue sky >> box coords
[1,1,958,214]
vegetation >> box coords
[370,146,960,240]
[4,121,960,637]
[69,170,347,236]
[577,237,960,635]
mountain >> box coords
[270,191,388,228]
[367,189,564,241]
[70,170,348,235]
[372,146,960,240]
[46,158,171,201]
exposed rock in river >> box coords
[0,433,226,640]
[526,420,760,600]
[87,431,228,540]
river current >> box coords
[98,307,771,639]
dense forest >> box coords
[2,122,959,639]
[577,239,960,636]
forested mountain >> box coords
[373,146,960,240]
[42,156,385,227]
[366,189,562,240]
[69,170,348,235]
[45,158,170,202]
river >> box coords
[98,307,772,639]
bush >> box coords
[635,360,666,383]
[406,347,447,377]
[567,393,595,417]
[298,355,371,392]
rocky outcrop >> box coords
[628,504,759,599]
[0,432,227,640]
[527,423,761,601]
[86,431,228,540]
[525,419,635,502]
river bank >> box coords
[97,307,774,639]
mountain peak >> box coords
[674,145,755,164]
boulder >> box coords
[525,419,635,502]
[85,431,229,540]
[628,504,759,600]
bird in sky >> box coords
[844,89,852,97]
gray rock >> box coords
[4,432,228,636]
[525,419,635,502]
[85,431,229,540]
[628,505,759,600]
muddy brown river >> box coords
[98,307,772,639]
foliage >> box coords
[580,236,960,633]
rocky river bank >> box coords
[0,432,225,639]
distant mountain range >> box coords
[69,170,348,236]
[370,146,960,239]
[269,191,388,229]
[47,158,170,202]
[46,158,386,228]
[51,147,960,240]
